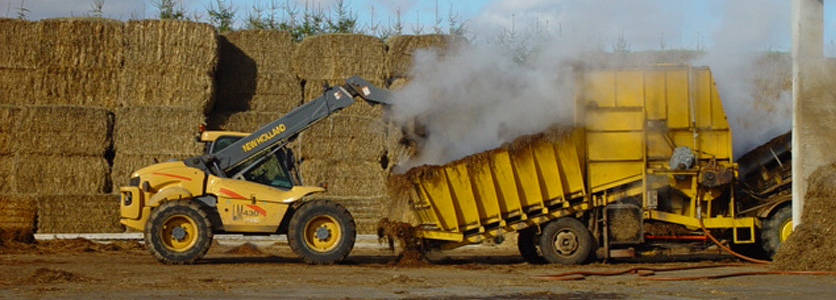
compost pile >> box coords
[772,163,836,271]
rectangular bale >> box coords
[111,153,195,190]
[36,18,124,68]
[385,34,465,78]
[298,116,387,162]
[15,155,109,194]
[36,194,122,233]
[221,30,295,73]
[0,194,37,229]
[15,106,112,156]
[0,18,39,69]
[207,111,285,132]
[214,72,300,112]
[35,66,120,107]
[114,106,204,155]
[120,66,215,113]
[299,159,388,197]
[123,19,218,69]
[293,34,387,82]
[0,67,37,105]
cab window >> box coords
[233,152,293,189]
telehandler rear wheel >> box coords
[538,217,594,265]
[288,200,356,265]
[761,205,793,257]
[517,228,546,264]
[144,200,213,264]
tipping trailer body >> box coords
[405,66,757,258]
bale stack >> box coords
[36,195,122,233]
[35,18,123,107]
[291,34,390,233]
[0,18,39,106]
[0,195,36,242]
[113,20,217,190]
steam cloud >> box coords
[389,0,792,169]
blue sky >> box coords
[4,0,836,52]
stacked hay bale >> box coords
[292,34,390,233]
[0,18,123,234]
[208,30,299,146]
[112,20,218,190]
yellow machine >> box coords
[398,66,791,264]
[119,76,391,264]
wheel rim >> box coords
[779,218,793,242]
[304,215,341,252]
[553,229,579,256]
[160,214,198,252]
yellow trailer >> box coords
[398,66,768,264]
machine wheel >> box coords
[144,200,214,264]
[288,200,356,265]
[517,228,546,264]
[538,217,594,265]
[761,205,793,257]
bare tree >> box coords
[89,0,105,18]
[15,0,28,20]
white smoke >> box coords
[390,0,793,168]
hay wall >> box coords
[14,106,112,156]
[113,107,204,155]
[385,34,465,78]
[36,194,121,233]
[0,156,15,193]
[15,155,109,195]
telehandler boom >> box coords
[119,76,390,265]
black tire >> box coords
[761,205,793,257]
[517,228,546,264]
[538,217,594,265]
[144,200,214,264]
[288,199,356,265]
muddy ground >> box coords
[1,240,835,300]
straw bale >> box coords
[0,156,15,193]
[119,66,214,112]
[302,78,386,116]
[385,34,465,78]
[207,111,285,132]
[36,194,121,233]
[0,194,37,229]
[114,107,204,155]
[112,153,193,190]
[123,19,218,69]
[293,34,387,81]
[0,106,20,154]
[15,155,109,194]
[221,30,295,73]
[0,67,37,105]
[333,196,387,234]
[14,106,112,156]
[298,115,386,161]
[0,18,39,68]
[215,72,300,112]
[36,18,124,68]
[35,66,120,107]
[299,159,387,197]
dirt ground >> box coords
[1,240,835,300]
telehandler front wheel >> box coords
[761,204,793,257]
[288,200,356,265]
[144,200,214,264]
[538,217,595,265]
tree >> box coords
[89,0,105,18]
[15,0,28,20]
[154,0,186,20]
[207,0,236,32]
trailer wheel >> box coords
[761,205,793,257]
[517,228,546,264]
[144,200,214,264]
[538,217,594,265]
[288,200,356,265]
